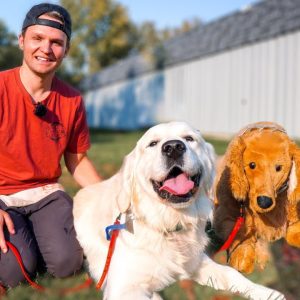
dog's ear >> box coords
[202,142,216,195]
[226,136,249,201]
[288,141,300,203]
[116,149,136,213]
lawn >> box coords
[3,130,297,299]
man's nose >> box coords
[40,41,52,53]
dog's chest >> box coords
[121,225,206,279]
[154,228,206,274]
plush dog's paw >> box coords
[286,221,300,247]
[255,240,269,270]
[229,244,255,274]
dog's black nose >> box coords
[257,196,273,209]
[162,140,186,160]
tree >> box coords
[131,18,202,70]
[60,0,136,76]
[57,1,202,85]
[0,20,22,71]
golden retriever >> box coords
[73,121,285,300]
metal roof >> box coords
[82,0,300,90]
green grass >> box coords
[3,130,286,300]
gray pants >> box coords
[0,191,83,288]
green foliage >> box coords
[0,20,22,71]
[205,136,230,155]
[60,0,136,76]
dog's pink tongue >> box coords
[159,173,194,195]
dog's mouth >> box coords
[151,166,201,204]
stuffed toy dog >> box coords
[213,121,300,274]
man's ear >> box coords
[288,141,300,203]
[18,34,24,50]
[226,137,249,200]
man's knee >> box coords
[0,247,37,287]
[47,245,83,278]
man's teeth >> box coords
[37,57,50,61]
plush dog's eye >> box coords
[249,162,256,169]
[184,136,194,142]
[148,141,158,147]
[275,165,282,172]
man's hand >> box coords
[0,210,15,253]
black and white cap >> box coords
[22,3,72,40]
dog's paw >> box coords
[247,285,285,300]
[286,222,300,247]
[229,244,255,274]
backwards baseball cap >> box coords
[22,3,72,40]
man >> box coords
[0,3,101,288]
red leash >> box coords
[4,215,125,294]
[5,242,93,295]
[6,241,45,291]
[218,202,245,252]
[96,214,126,290]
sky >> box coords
[0,0,257,36]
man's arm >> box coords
[64,152,102,187]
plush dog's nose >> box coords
[257,196,273,209]
[162,140,186,159]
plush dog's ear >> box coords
[116,149,136,213]
[288,141,300,203]
[226,136,249,201]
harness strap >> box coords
[218,217,244,252]
[218,203,245,252]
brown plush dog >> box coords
[213,121,300,274]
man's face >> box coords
[18,15,69,77]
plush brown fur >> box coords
[213,121,300,273]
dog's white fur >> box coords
[73,122,285,300]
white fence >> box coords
[84,30,300,138]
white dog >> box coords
[73,121,285,300]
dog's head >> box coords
[117,122,215,215]
[226,122,300,213]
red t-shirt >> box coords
[0,67,90,194]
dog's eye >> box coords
[249,162,256,169]
[184,136,194,142]
[148,141,158,147]
[275,165,282,172]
